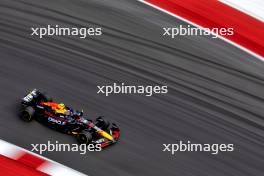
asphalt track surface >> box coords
[0,0,264,176]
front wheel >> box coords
[20,106,35,122]
[77,131,92,144]
[95,116,110,130]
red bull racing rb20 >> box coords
[19,89,120,148]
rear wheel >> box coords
[20,106,35,122]
[41,92,53,102]
[77,131,92,144]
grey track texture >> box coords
[0,0,264,176]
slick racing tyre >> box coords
[41,92,53,102]
[77,131,93,144]
[96,116,110,130]
[20,106,35,122]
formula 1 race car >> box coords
[19,89,120,148]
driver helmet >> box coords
[58,103,65,109]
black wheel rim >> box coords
[78,134,88,144]
[21,111,31,121]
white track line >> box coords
[219,0,264,22]
[137,0,264,61]
[0,139,88,176]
